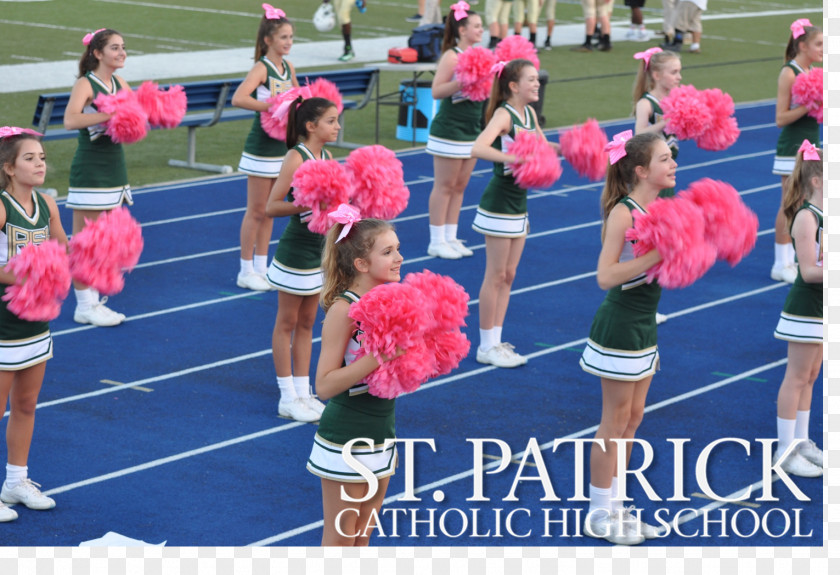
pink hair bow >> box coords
[82,28,106,46]
[790,18,812,39]
[329,203,362,243]
[633,47,662,69]
[262,3,286,20]
[0,126,42,140]
[798,140,820,161]
[450,1,470,21]
[605,130,633,165]
[490,60,507,78]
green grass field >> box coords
[0,0,822,193]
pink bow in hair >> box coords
[329,203,362,243]
[262,3,286,20]
[0,127,42,140]
[490,60,507,78]
[798,140,820,161]
[82,28,106,46]
[450,1,470,21]
[633,47,662,69]
[790,18,812,39]
[605,130,634,165]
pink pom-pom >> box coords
[508,130,561,189]
[679,178,758,266]
[290,159,353,234]
[792,67,823,123]
[403,270,469,331]
[1,240,71,322]
[349,282,436,399]
[344,145,409,220]
[625,196,717,289]
[494,35,540,70]
[306,77,344,116]
[694,89,740,151]
[260,88,303,141]
[93,90,149,144]
[454,46,497,102]
[135,81,187,129]
[426,329,471,378]
[559,118,608,181]
[68,206,144,295]
[660,85,713,141]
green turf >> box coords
[0,0,821,193]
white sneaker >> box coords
[476,344,522,368]
[0,502,17,522]
[583,510,645,545]
[448,239,474,257]
[427,241,462,260]
[277,398,320,423]
[770,264,797,284]
[620,506,659,539]
[655,312,668,325]
[304,396,326,416]
[237,272,271,291]
[625,27,639,41]
[797,439,823,467]
[773,449,822,478]
[499,342,527,366]
[635,29,652,42]
[74,298,125,327]
[0,479,56,510]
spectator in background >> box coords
[420,0,443,25]
[541,0,557,50]
[625,0,652,42]
[572,0,613,52]
[662,0,706,53]
[486,0,513,49]
[661,0,677,44]
[407,0,424,22]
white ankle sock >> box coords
[795,410,810,440]
[777,416,796,454]
[774,243,788,268]
[277,376,296,403]
[74,288,97,311]
[240,258,254,276]
[588,484,612,518]
[5,464,27,489]
[610,476,621,513]
[253,255,268,275]
[429,225,445,244]
[293,376,312,399]
[479,329,494,351]
[444,224,458,242]
[493,326,503,346]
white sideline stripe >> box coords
[249,358,789,546]
[34,290,789,502]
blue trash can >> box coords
[396,79,439,143]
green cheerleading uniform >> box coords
[238,57,293,178]
[307,291,398,482]
[426,47,485,159]
[67,73,132,210]
[265,144,327,295]
[773,61,821,176]
[641,92,678,198]
[580,197,662,381]
[0,190,53,370]
[774,202,823,343]
[471,104,536,238]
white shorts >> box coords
[238,153,283,178]
[307,433,398,483]
[66,185,133,211]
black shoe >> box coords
[597,41,612,52]
[660,41,681,52]
[571,43,593,52]
[544,38,552,51]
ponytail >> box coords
[485,59,533,125]
[78,28,121,78]
[286,97,336,146]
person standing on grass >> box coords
[471,59,549,369]
[63,28,131,327]
[541,0,557,50]
[624,0,652,41]
[232,4,299,292]
[426,3,485,261]
[579,132,672,545]
[0,129,68,523]
[512,0,540,47]
[265,97,342,423]
[772,141,823,479]
[770,19,822,284]
[572,0,613,52]
[660,0,705,53]
[307,214,404,546]
[335,0,367,62]
[486,0,513,49]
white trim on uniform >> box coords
[238,153,283,178]
[0,331,52,370]
[307,433,398,482]
[426,136,475,159]
[472,207,529,237]
[772,155,796,176]
[65,186,133,210]
[266,260,324,295]
[774,312,823,343]
[580,338,660,381]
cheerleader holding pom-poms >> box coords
[63,28,134,326]
[771,141,824,479]
[470,59,558,369]
[771,18,822,284]
[306,210,405,546]
[0,129,70,522]
[262,96,342,423]
[231,4,299,292]
[579,132,677,546]
[426,3,486,261]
